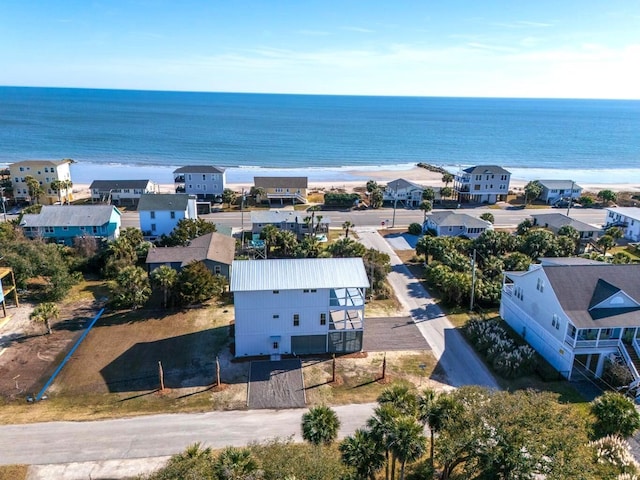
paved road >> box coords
[120,205,608,230]
[357,227,499,389]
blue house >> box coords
[20,205,122,245]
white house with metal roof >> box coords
[453,165,510,204]
[536,180,582,204]
[173,165,226,200]
[423,211,493,239]
[138,193,197,238]
[20,205,121,245]
[500,262,640,385]
[605,207,640,242]
[231,258,369,358]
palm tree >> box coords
[30,302,59,335]
[342,220,354,238]
[367,403,400,480]
[214,446,260,480]
[418,391,462,470]
[597,234,616,255]
[50,179,63,204]
[300,234,321,258]
[340,428,385,480]
[377,384,418,417]
[61,179,73,204]
[260,225,280,256]
[151,265,178,308]
[24,175,43,205]
[277,230,298,257]
[419,200,432,224]
[389,416,427,480]
[442,173,454,187]
[301,404,341,446]
[421,187,435,203]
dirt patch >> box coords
[247,359,305,409]
[363,317,431,352]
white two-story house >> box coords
[138,193,197,238]
[231,258,369,358]
[89,179,159,206]
[383,178,434,208]
[536,180,582,205]
[454,165,510,204]
[500,261,640,383]
[605,207,640,242]
[173,166,226,200]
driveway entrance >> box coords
[247,359,306,409]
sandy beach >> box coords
[69,165,640,202]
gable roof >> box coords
[173,165,226,174]
[89,180,154,190]
[462,165,510,175]
[427,211,492,229]
[531,213,599,232]
[544,264,640,328]
[231,258,369,292]
[20,205,120,227]
[146,232,235,267]
[254,176,308,188]
[10,159,72,168]
[537,180,582,190]
[138,193,192,211]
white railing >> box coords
[618,343,640,380]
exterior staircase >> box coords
[623,343,640,377]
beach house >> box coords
[453,165,510,204]
[500,261,640,384]
[536,180,582,205]
[231,258,369,357]
[138,193,197,239]
[605,207,640,242]
[173,166,226,201]
[530,213,600,242]
[383,178,436,208]
[20,205,121,245]
[250,210,330,239]
[145,232,235,279]
[89,179,159,206]
[254,176,308,205]
[423,211,493,239]
[9,159,74,205]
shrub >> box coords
[408,223,423,235]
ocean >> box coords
[1,86,639,185]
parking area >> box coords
[247,359,306,409]
[363,317,430,352]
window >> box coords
[150,211,156,219]
[62,226,68,231]
[92,226,98,234]
[214,265,221,275]
[19,167,24,171]
[202,174,206,181]
[474,185,481,191]
[151,223,157,231]
[272,314,279,319]
[44,226,54,233]
[273,290,279,294]
[170,211,176,219]
[310,289,317,293]
[293,314,300,326]
[272,341,279,349]
[536,278,544,292]
[320,313,326,325]
[303,289,310,293]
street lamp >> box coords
[391,181,398,228]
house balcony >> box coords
[329,309,363,331]
[266,192,307,204]
[330,288,365,308]
[456,186,470,193]
[174,175,185,183]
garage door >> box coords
[291,335,327,355]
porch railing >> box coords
[618,342,640,381]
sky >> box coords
[1,0,639,99]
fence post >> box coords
[158,361,165,391]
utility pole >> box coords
[391,181,398,228]
[469,249,477,312]
[566,180,575,217]
[0,187,6,222]
[240,189,245,247]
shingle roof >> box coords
[385,178,425,191]
[173,165,226,174]
[544,264,640,328]
[427,211,492,229]
[462,165,511,175]
[531,213,599,232]
[251,210,330,224]
[146,232,235,266]
[10,159,72,168]
[537,180,582,190]
[254,176,308,188]
[231,258,369,292]
[20,205,119,227]
[89,180,153,190]
[138,194,192,211]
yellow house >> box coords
[254,176,308,205]
[9,159,74,205]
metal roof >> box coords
[137,193,192,211]
[606,207,640,221]
[173,165,226,174]
[231,258,369,292]
[20,205,119,227]
[254,176,308,188]
[89,179,154,190]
